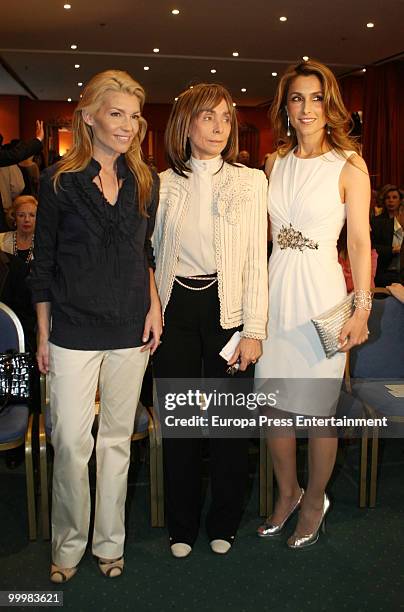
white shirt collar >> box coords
[190,155,223,175]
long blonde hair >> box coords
[53,70,153,216]
[165,83,238,177]
[270,59,360,158]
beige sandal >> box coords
[50,563,77,583]
[97,556,124,578]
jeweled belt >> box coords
[175,274,218,291]
[277,224,319,252]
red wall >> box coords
[19,98,75,141]
[0,95,21,142]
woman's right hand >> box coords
[36,336,50,374]
[36,119,44,142]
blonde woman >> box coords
[256,60,371,548]
[0,195,37,264]
[30,70,161,581]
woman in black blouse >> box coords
[30,70,161,582]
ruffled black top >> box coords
[29,156,159,350]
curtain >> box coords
[362,61,404,188]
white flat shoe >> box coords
[210,539,232,554]
[170,543,192,558]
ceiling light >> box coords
[64,4,71,9]
[366,22,374,28]
[279,16,287,21]
[175,97,178,101]
[272,72,278,77]
[241,88,247,93]
[302,55,309,61]
[144,66,150,71]
[74,63,80,68]
[362,68,367,72]
[153,48,160,53]
[210,69,216,74]
[190,85,194,89]
[80,94,82,98]
[232,51,239,57]
[77,82,83,86]
[171,9,179,15]
[232,102,236,107]
[67,97,72,102]
[70,44,77,49]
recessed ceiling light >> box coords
[153,48,160,53]
[67,97,72,102]
[70,44,77,49]
[302,55,309,61]
[232,102,236,107]
[144,66,150,71]
[77,82,83,86]
[362,68,367,72]
[232,51,239,57]
[175,97,178,101]
[279,16,287,21]
[366,22,374,28]
[210,69,217,74]
[171,9,179,15]
[64,4,71,9]
[74,64,80,69]
[241,88,247,93]
[272,72,278,77]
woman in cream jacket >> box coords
[153,83,268,558]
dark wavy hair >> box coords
[270,59,360,158]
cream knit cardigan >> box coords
[153,162,269,339]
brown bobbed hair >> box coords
[7,195,38,228]
[378,184,403,210]
[165,83,238,177]
[270,59,360,158]
[53,70,153,216]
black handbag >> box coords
[0,351,34,413]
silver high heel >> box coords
[287,493,331,549]
[257,488,304,538]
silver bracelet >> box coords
[354,289,372,311]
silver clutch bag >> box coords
[311,293,354,358]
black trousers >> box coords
[153,280,253,545]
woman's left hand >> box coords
[338,310,370,353]
[228,338,262,371]
[141,301,163,354]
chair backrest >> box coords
[350,295,404,378]
[0,302,25,352]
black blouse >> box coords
[29,156,159,350]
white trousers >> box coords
[48,342,149,567]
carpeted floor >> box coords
[0,439,403,612]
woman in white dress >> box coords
[256,60,372,548]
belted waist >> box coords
[277,224,319,252]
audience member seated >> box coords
[237,149,250,166]
[0,195,37,266]
[338,221,378,292]
[0,162,24,231]
[371,185,403,286]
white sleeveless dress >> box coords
[255,149,354,416]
